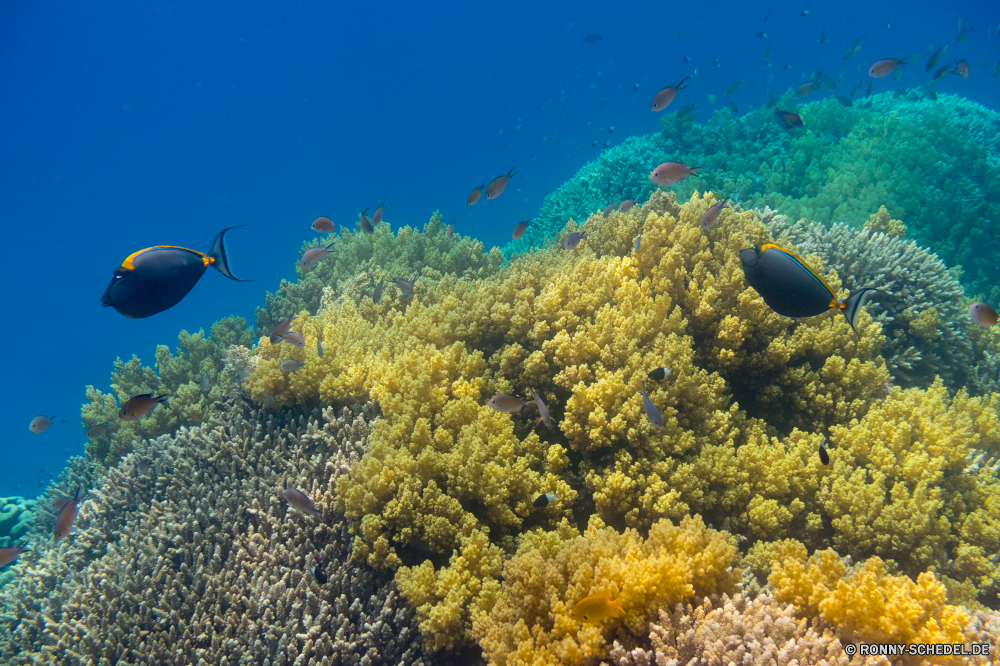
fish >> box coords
[683,56,691,63]
[393,278,415,298]
[838,72,845,83]
[531,390,553,427]
[485,168,516,200]
[934,63,950,80]
[727,99,738,115]
[700,197,730,230]
[773,108,804,128]
[869,57,908,78]
[270,316,295,344]
[280,331,305,347]
[311,216,335,233]
[956,18,973,43]
[53,487,82,542]
[796,81,817,97]
[135,458,152,475]
[994,60,1000,78]
[571,591,625,623]
[374,278,384,303]
[512,220,530,240]
[726,80,745,95]
[533,493,558,508]
[926,46,945,72]
[650,162,701,186]
[603,203,614,218]
[706,93,718,104]
[618,199,634,213]
[468,181,486,205]
[739,244,886,338]
[819,442,830,465]
[280,360,305,372]
[358,208,374,234]
[970,303,998,327]
[488,394,525,413]
[757,32,767,38]
[763,10,770,21]
[100,225,250,318]
[821,76,836,90]
[676,102,697,120]
[0,546,28,567]
[845,35,864,60]
[371,199,386,226]
[29,416,54,434]
[647,367,671,382]
[650,77,689,112]
[201,376,210,392]
[837,96,853,107]
[300,242,335,269]
[865,80,872,97]
[309,564,327,584]
[783,64,792,70]
[283,488,318,516]
[819,25,827,44]
[583,33,603,43]
[447,223,455,238]
[86,423,110,438]
[800,10,809,17]
[317,337,323,358]
[563,232,586,250]
[950,59,969,78]
[634,236,641,251]
[632,84,639,91]
[925,87,938,101]
[641,380,665,430]
[763,44,771,59]
[119,394,168,421]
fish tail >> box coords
[155,395,170,406]
[209,224,252,282]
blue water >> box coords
[1,0,999,493]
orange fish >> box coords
[773,108,804,128]
[371,199,386,226]
[29,416,55,433]
[869,57,908,78]
[485,168,516,200]
[119,394,168,421]
[950,59,969,78]
[651,77,689,111]
[270,315,296,343]
[0,546,29,567]
[300,242,335,269]
[311,216,335,233]
[970,303,998,327]
[512,220,530,240]
[650,162,701,186]
[571,591,625,623]
[468,181,486,205]
[358,208,374,234]
[53,487,82,542]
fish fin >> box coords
[842,288,888,338]
[208,224,252,282]
[155,395,170,405]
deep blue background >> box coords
[2,0,999,493]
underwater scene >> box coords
[5,1,1000,664]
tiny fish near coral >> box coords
[819,442,830,464]
[269,316,296,344]
[531,390,554,427]
[374,278,384,303]
[29,416,54,433]
[648,367,671,381]
[280,360,305,372]
[650,162,701,186]
[311,216,335,233]
[641,380,665,430]
[393,278,415,299]
[309,564,327,584]
[651,77,689,112]
[488,394,525,413]
[86,423,109,438]
[970,303,998,327]
[467,181,486,205]
[533,492,557,507]
[485,168,516,200]
[869,56,908,78]
[358,208,374,234]
[371,199,386,226]
[571,591,625,623]
[701,197,730,230]
[53,487,82,542]
[773,108,804,128]
[280,331,305,347]
[283,488,318,516]
[563,232,586,249]
[512,220,530,240]
[300,242,335,269]
[119,394,168,421]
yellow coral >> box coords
[864,204,907,237]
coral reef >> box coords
[0,496,35,548]
[81,316,255,465]
[0,399,429,665]
[255,211,503,333]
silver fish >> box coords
[317,337,323,358]
[563,232,586,250]
[374,278,384,303]
[531,390,554,427]
[488,394,525,413]
[393,278,415,298]
[201,376,210,392]
[634,235,641,251]
[280,360,305,372]
[641,380,665,430]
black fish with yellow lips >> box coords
[101,225,250,318]
[739,243,885,338]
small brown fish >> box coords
[447,223,455,238]
[563,232,586,249]
[281,331,305,347]
[618,199,634,213]
[725,79,745,95]
[603,203,614,218]
[300,242,335,269]
[374,278,384,303]
[926,46,945,71]
[488,394,526,413]
[371,199,386,226]
[468,181,486,205]
[29,416,55,433]
[571,591,625,623]
[119,394,168,421]
[270,316,296,344]
[512,220,530,240]
[280,360,305,372]
[934,63,951,80]
[393,278,415,298]
[311,216,335,233]
[795,81,817,97]
[53,487,82,542]
[700,197,730,230]
[531,390,554,427]
[135,459,152,475]
[869,57,907,78]
[950,59,969,78]
[970,303,999,327]
[650,162,701,186]
[485,168,516,200]
[0,546,29,567]
[956,18,973,43]
[773,108,804,128]
[86,423,110,438]
[641,380,665,430]
[283,488,318,516]
[358,208,374,234]
[651,77,689,112]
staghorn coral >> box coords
[764,209,974,389]
[0,496,35,548]
[82,316,254,465]
[255,211,503,333]
[0,399,428,665]
[864,205,908,237]
[472,515,738,666]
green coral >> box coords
[82,316,254,465]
